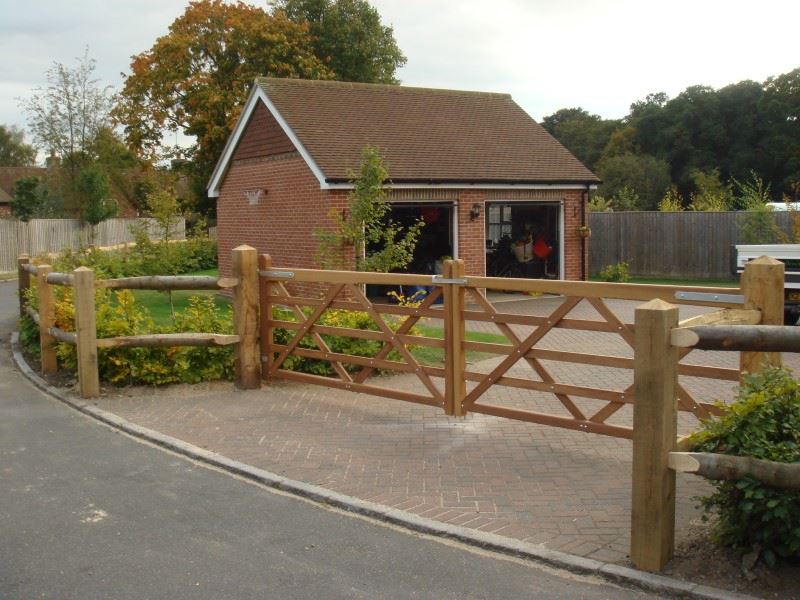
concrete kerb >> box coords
[9,331,755,600]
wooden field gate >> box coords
[259,254,755,434]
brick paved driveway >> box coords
[93,296,800,565]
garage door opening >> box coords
[486,202,561,279]
[367,202,455,301]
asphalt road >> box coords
[0,281,651,599]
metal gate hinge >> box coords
[674,291,744,304]
[431,275,467,285]
[259,270,295,279]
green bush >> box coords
[50,235,217,279]
[51,289,235,386]
[598,261,630,282]
[273,307,412,376]
[690,367,800,565]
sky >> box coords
[1,0,798,149]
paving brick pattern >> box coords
[92,296,800,565]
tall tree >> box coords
[274,0,406,84]
[0,124,37,166]
[541,108,620,170]
[114,0,331,215]
[596,153,672,210]
[20,49,114,214]
[759,68,800,192]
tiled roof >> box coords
[256,78,599,185]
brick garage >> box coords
[209,78,598,285]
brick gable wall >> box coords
[217,154,349,297]
[232,101,295,161]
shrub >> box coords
[690,367,800,565]
[48,236,217,279]
[272,307,415,376]
[49,288,234,386]
[598,261,630,283]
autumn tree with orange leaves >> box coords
[114,0,405,215]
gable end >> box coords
[232,101,296,161]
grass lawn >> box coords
[130,268,229,326]
[411,325,510,366]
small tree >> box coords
[735,171,783,244]
[146,188,181,244]
[658,186,684,212]
[316,146,424,272]
[143,188,183,319]
[733,170,772,210]
[611,186,640,211]
[78,166,117,244]
[587,195,613,212]
[10,176,44,222]
[688,168,733,211]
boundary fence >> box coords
[1,217,185,272]
[17,247,788,573]
[588,210,794,279]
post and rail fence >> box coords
[17,246,258,397]
[16,248,793,573]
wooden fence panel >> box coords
[0,220,28,271]
[589,211,793,279]
[0,218,185,272]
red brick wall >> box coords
[218,158,589,286]
[217,154,348,296]
[456,191,487,277]
[561,189,588,281]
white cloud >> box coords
[1,0,797,148]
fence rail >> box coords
[588,211,794,279]
[1,217,185,272]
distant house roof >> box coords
[208,78,599,196]
[0,166,46,205]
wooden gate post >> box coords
[37,264,57,375]
[258,253,273,382]
[443,259,466,416]
[232,245,260,389]
[18,254,30,317]
[740,256,784,377]
[631,298,679,572]
[73,266,100,398]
